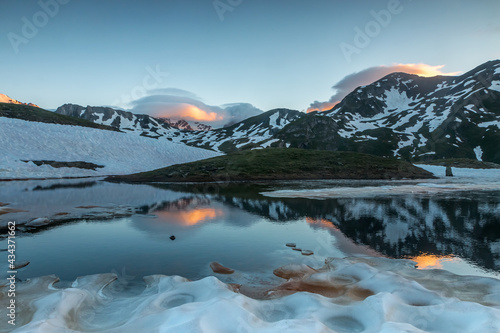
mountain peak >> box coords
[0,93,40,108]
[287,60,500,163]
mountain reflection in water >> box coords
[1,179,499,282]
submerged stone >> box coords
[14,261,30,270]
[210,262,235,274]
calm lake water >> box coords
[1,178,499,285]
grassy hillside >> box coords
[106,148,435,183]
[0,103,118,131]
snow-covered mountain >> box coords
[180,109,304,152]
[52,60,500,162]
[0,105,220,179]
[0,93,39,108]
[158,118,213,131]
[56,104,214,134]
[277,60,500,163]
[55,104,179,138]
[55,104,302,153]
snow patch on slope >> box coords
[490,80,500,92]
[0,117,221,179]
[181,111,301,152]
[474,146,483,161]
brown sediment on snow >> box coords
[273,264,317,280]
[270,262,372,300]
[0,208,28,216]
[227,283,242,292]
[270,278,374,300]
[76,205,102,209]
[54,212,70,216]
[0,202,8,207]
[210,262,235,274]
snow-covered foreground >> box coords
[3,256,500,333]
[0,118,221,179]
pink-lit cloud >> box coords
[307,63,461,112]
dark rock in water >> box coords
[170,235,176,240]
[22,160,104,170]
[301,250,314,256]
[446,166,453,177]
[14,261,30,270]
[210,262,235,274]
[286,243,296,248]
[292,248,302,251]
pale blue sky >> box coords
[1,0,499,114]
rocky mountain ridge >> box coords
[52,60,500,162]
[277,60,500,163]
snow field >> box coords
[0,117,221,179]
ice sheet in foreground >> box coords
[3,256,500,333]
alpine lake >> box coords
[1,175,499,290]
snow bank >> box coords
[417,164,500,179]
[262,165,500,199]
[0,117,221,179]
[4,256,500,332]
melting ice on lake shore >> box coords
[3,256,500,333]
[261,165,500,199]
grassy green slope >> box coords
[106,148,435,183]
[0,103,118,131]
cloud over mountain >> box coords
[127,89,262,128]
[308,63,461,112]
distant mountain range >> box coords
[180,60,500,162]
[183,59,500,162]
[55,104,214,134]
[3,59,500,164]
[157,118,213,131]
[53,104,302,151]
